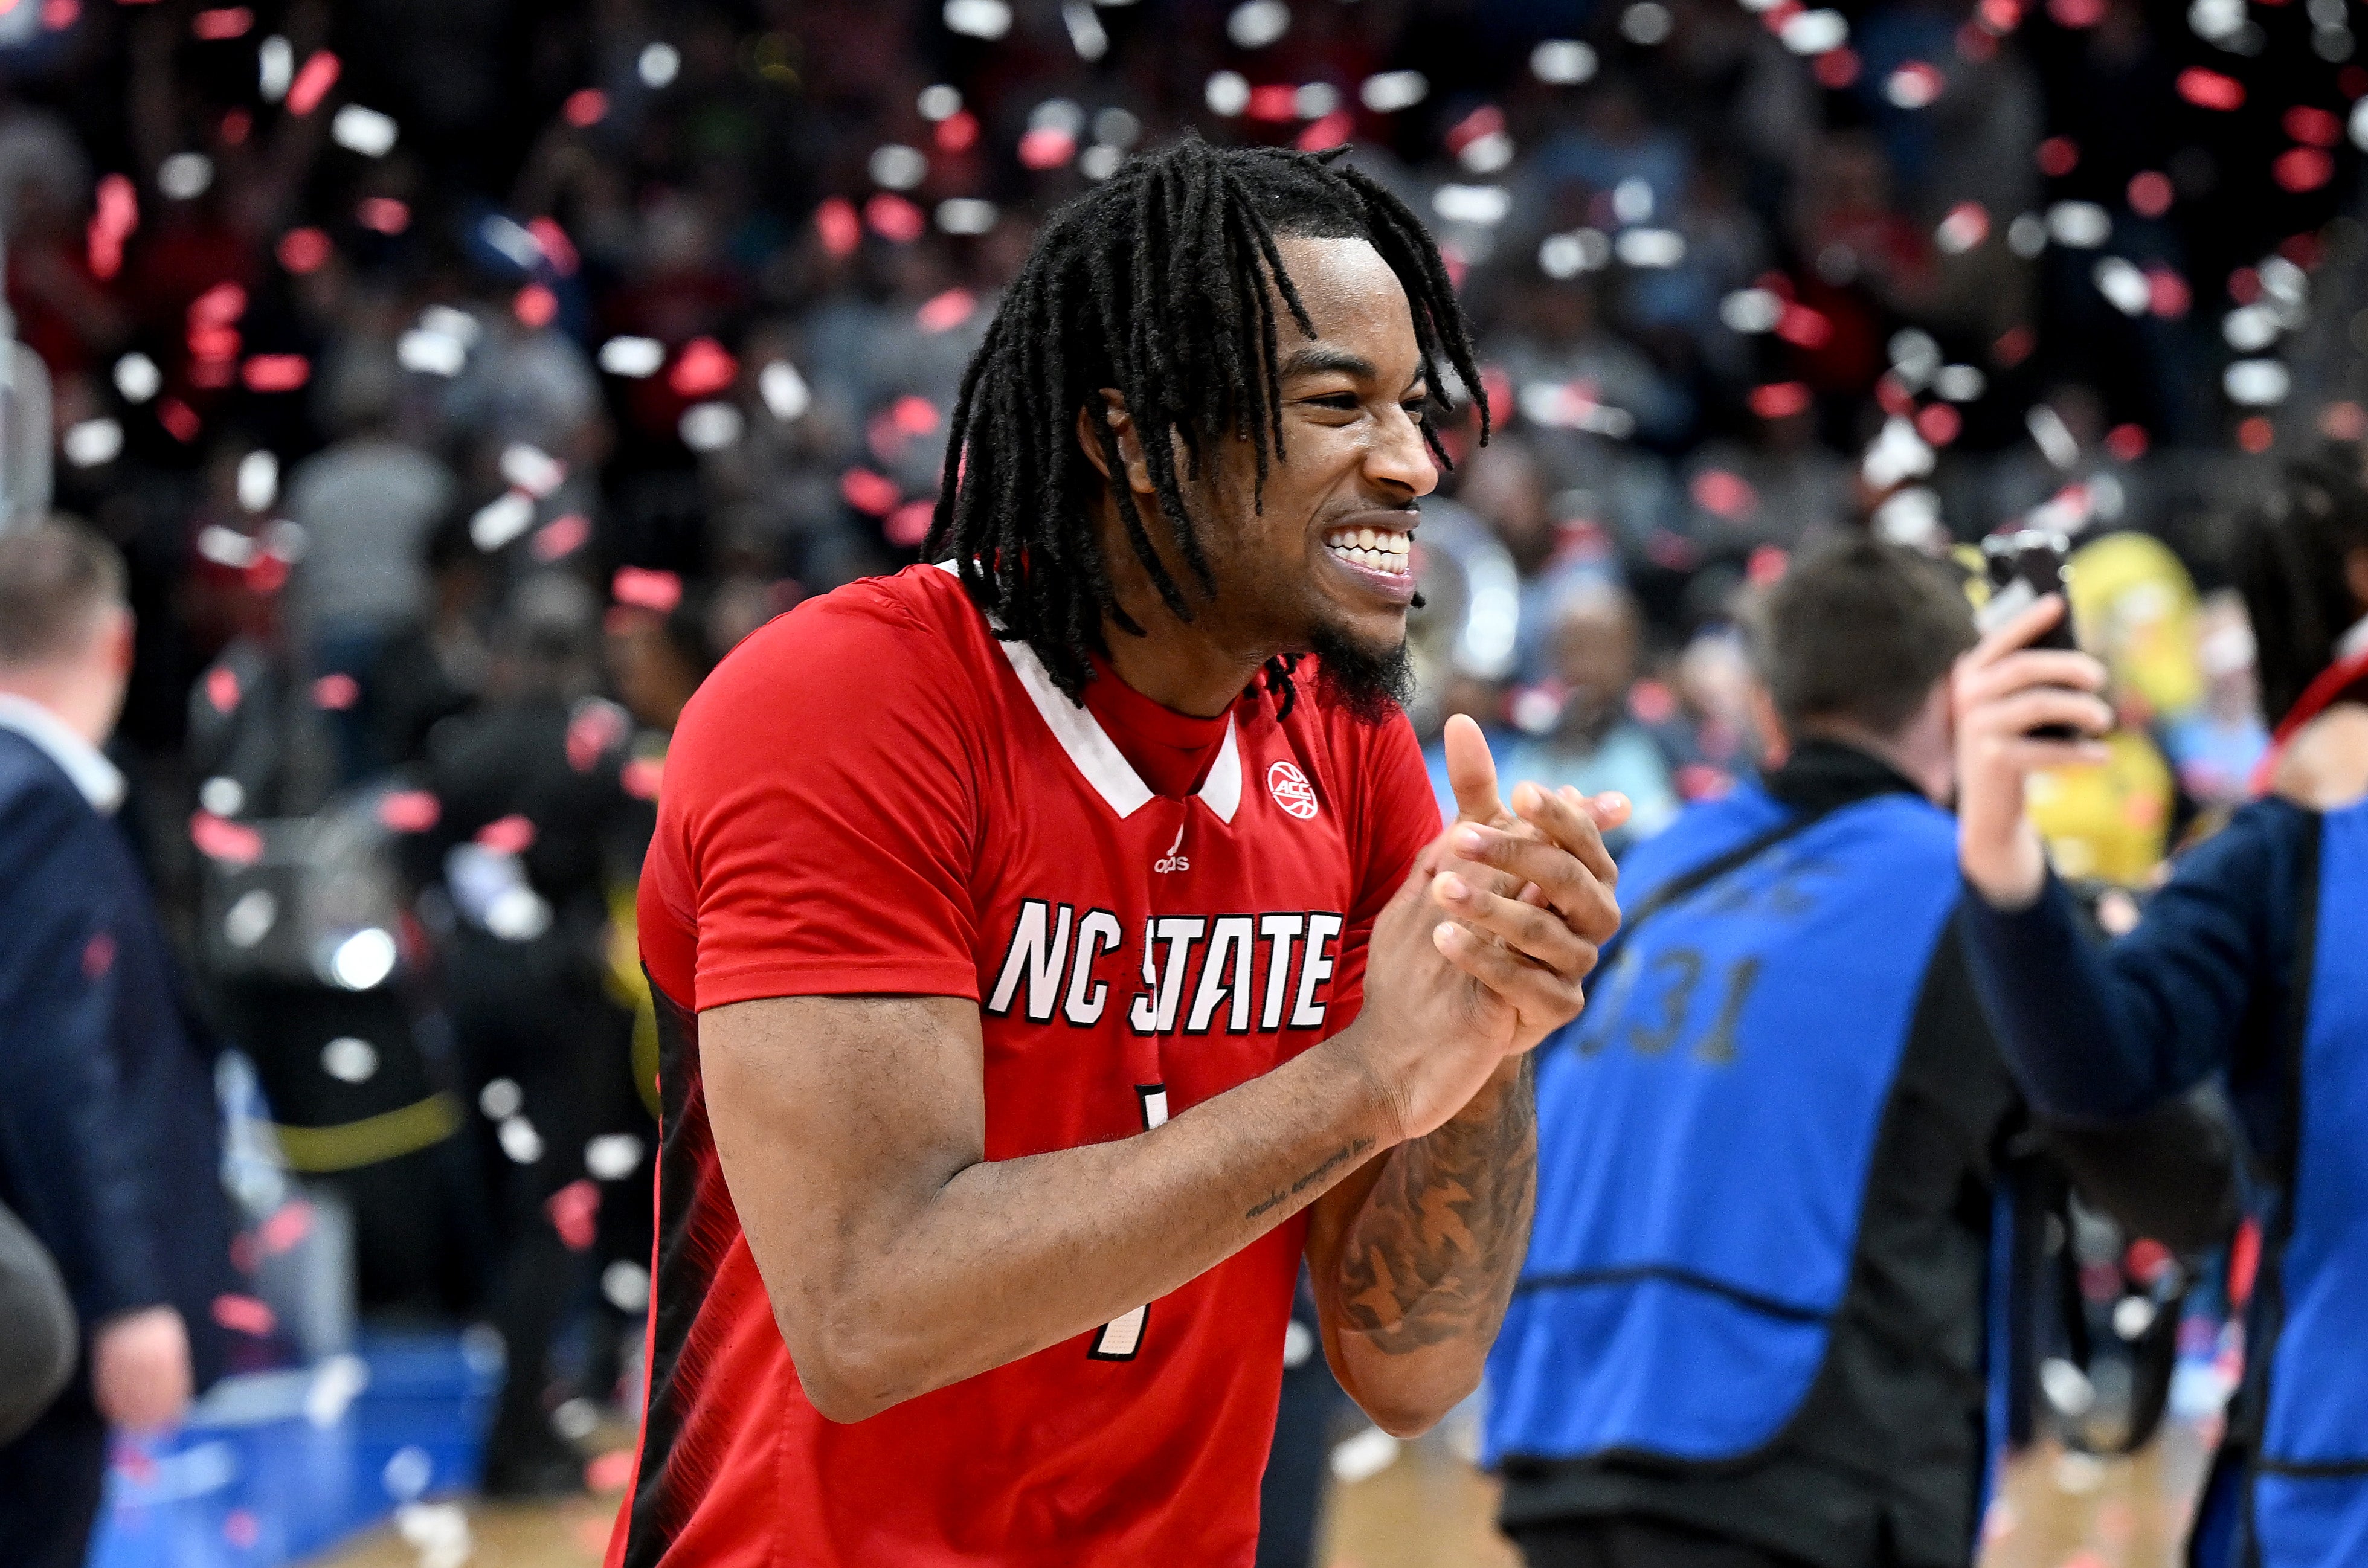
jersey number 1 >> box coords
[1089,1084,1170,1361]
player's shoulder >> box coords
[683,566,988,717]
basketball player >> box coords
[607,138,1627,1566]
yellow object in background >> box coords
[2027,728,2177,887]
[2067,532,2204,724]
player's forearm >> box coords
[791,1031,1400,1422]
[1319,1055,1536,1435]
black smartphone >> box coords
[1978,527,2078,739]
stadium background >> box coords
[1,0,2358,1560]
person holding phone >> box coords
[1954,457,2368,1568]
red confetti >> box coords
[531,513,591,561]
[1446,105,1505,156]
[1956,21,1996,59]
[191,811,265,866]
[82,931,114,981]
[376,790,441,832]
[245,553,286,594]
[191,274,246,321]
[259,1200,314,1254]
[223,1511,260,1549]
[158,397,201,442]
[886,498,936,547]
[277,226,332,273]
[356,196,409,234]
[1994,324,2035,365]
[2177,68,2244,111]
[513,282,559,327]
[1748,381,1813,420]
[934,110,980,154]
[1689,468,1760,519]
[1747,544,1790,585]
[2106,423,2149,460]
[612,565,683,613]
[42,0,77,27]
[567,702,630,771]
[2127,170,2172,217]
[622,757,664,800]
[243,353,310,392]
[816,196,861,257]
[220,108,251,144]
[207,664,243,715]
[1916,402,1962,445]
[2230,1217,2261,1308]
[1979,0,2021,28]
[547,1179,600,1251]
[841,468,901,515]
[1629,678,1678,725]
[86,172,137,281]
[1876,372,1914,418]
[2146,264,2190,318]
[527,216,579,275]
[475,814,537,855]
[2344,66,2368,99]
[1775,302,1833,348]
[2229,265,2262,304]
[916,287,976,333]
[2035,135,2079,176]
[286,49,340,116]
[2274,147,2333,192]
[668,337,738,398]
[2320,400,2368,440]
[311,673,359,710]
[2125,1236,2174,1285]
[563,88,607,127]
[586,1450,636,1494]
[190,5,249,39]
[890,395,941,435]
[1296,110,1354,152]
[1017,126,1077,169]
[2237,415,2274,453]
[1813,48,1859,89]
[864,191,925,244]
[2285,104,2343,146]
[2047,0,2104,25]
[211,1293,277,1337]
[1247,84,1299,123]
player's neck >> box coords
[1098,623,1264,719]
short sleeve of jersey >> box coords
[640,581,983,1011]
[1326,711,1445,1022]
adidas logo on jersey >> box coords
[1154,824,1189,874]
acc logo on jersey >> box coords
[1266,760,1318,820]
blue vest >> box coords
[1485,781,1964,1466]
[2252,798,2368,1566]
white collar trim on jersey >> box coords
[934,561,1242,823]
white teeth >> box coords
[1325,535,1411,575]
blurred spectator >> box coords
[286,345,458,783]
[1501,580,1683,852]
[0,518,236,1568]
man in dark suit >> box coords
[0,516,237,1566]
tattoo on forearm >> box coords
[1336,1059,1537,1353]
[1247,1137,1376,1221]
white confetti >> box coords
[1360,70,1429,111]
[469,492,536,552]
[321,1036,380,1084]
[638,41,680,88]
[1227,0,1290,48]
[680,402,744,452]
[159,152,214,201]
[62,418,123,469]
[1531,40,1597,83]
[759,361,812,422]
[237,450,278,512]
[330,104,397,157]
[942,0,1013,37]
[114,353,161,404]
[599,336,666,378]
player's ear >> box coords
[1076,390,1156,496]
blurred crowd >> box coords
[0,0,2361,1517]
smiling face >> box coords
[1093,233,1441,712]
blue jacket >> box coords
[0,728,234,1393]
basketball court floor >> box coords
[86,1328,2209,1568]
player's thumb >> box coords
[1443,714,1504,824]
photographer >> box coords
[1954,458,2368,1568]
[1487,537,2231,1568]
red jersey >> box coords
[609,564,1438,1567]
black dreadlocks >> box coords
[924,135,1488,713]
